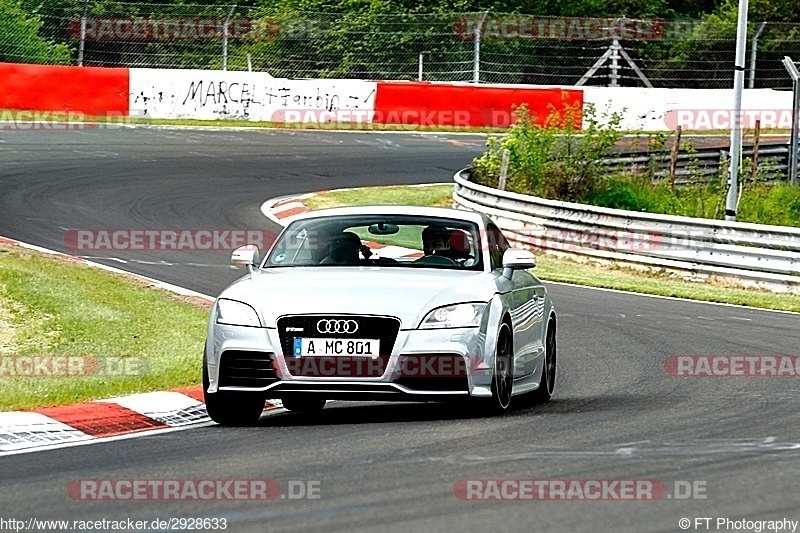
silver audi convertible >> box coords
[203,206,556,425]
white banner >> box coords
[582,87,793,130]
[129,68,377,122]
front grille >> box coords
[218,350,277,388]
[277,314,401,378]
[394,354,470,392]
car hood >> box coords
[219,267,498,328]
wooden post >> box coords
[669,125,682,189]
[498,149,510,190]
[750,119,761,185]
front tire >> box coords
[528,318,556,404]
[203,357,266,426]
[473,322,514,415]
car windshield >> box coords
[262,214,483,271]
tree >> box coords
[0,0,71,64]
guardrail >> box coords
[602,141,794,184]
[452,168,800,292]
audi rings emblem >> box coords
[317,319,359,334]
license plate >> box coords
[293,338,380,357]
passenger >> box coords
[444,229,472,261]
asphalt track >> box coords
[1,127,800,533]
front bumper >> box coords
[204,323,494,399]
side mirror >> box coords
[502,248,536,278]
[232,245,260,272]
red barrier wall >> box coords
[373,81,583,128]
[0,63,129,115]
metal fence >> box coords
[453,168,800,293]
[600,142,795,184]
[4,1,800,89]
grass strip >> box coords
[0,243,209,411]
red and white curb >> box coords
[0,386,283,455]
[1,387,205,453]
[0,236,286,455]
[261,193,315,226]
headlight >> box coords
[216,299,262,327]
[420,303,486,329]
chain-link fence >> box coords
[4,1,800,89]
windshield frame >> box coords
[260,214,486,272]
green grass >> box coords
[305,184,454,210]
[534,255,800,313]
[589,176,800,228]
[590,175,728,220]
[307,185,800,313]
[738,185,800,227]
[0,244,209,411]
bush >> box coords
[590,175,656,212]
[738,184,800,227]
[589,173,728,220]
[471,101,624,203]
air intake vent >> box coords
[218,350,277,388]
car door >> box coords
[488,223,544,377]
